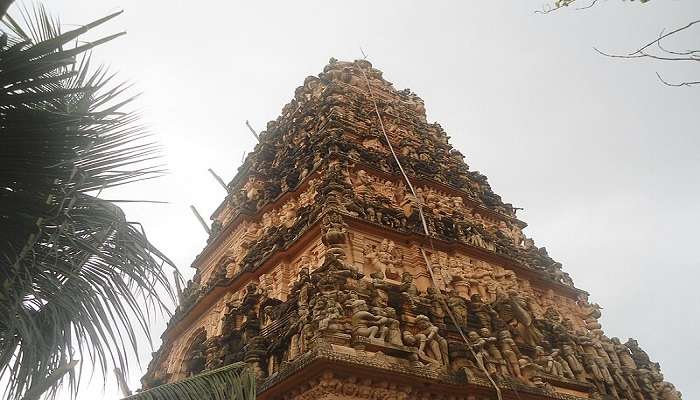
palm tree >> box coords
[0,5,179,400]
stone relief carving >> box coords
[142,59,679,400]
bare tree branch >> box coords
[536,0,698,87]
[655,28,700,57]
[630,19,700,56]
[576,0,599,11]
[656,72,700,87]
[593,18,699,87]
[595,46,700,62]
[535,4,565,14]
[535,0,597,14]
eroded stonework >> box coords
[142,59,681,400]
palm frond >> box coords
[124,363,256,400]
[0,4,178,400]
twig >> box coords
[656,72,700,87]
[576,0,598,11]
[655,28,700,57]
[631,19,700,56]
[595,47,698,62]
[534,0,591,14]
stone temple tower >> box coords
[140,59,680,400]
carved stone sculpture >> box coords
[350,299,385,340]
[140,58,680,400]
[403,315,449,367]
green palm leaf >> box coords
[125,363,255,400]
[0,4,178,400]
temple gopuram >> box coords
[140,59,681,400]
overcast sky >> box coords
[18,0,699,399]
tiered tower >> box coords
[141,59,680,400]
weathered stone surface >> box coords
[141,59,680,400]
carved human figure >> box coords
[582,352,608,395]
[479,328,509,376]
[498,330,523,379]
[466,226,487,249]
[300,320,314,355]
[354,169,374,198]
[612,337,637,369]
[600,335,622,367]
[369,271,391,310]
[467,331,491,373]
[350,299,385,340]
[313,294,344,333]
[376,306,404,346]
[379,239,401,272]
[428,253,447,290]
[465,263,491,300]
[469,294,495,330]
[262,305,274,327]
[561,343,586,380]
[279,200,297,228]
[400,271,419,298]
[426,287,446,324]
[637,368,660,400]
[447,293,469,328]
[534,345,564,377]
[243,176,263,202]
[577,296,603,333]
[363,239,401,276]
[578,332,614,389]
[625,338,653,369]
[502,290,544,347]
[403,315,449,366]
[658,382,682,400]
[608,363,638,400]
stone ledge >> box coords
[259,340,590,400]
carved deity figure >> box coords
[363,239,401,276]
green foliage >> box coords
[125,363,255,400]
[0,4,177,400]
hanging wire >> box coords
[356,64,504,400]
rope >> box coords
[356,65,504,400]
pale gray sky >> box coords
[21,0,700,399]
